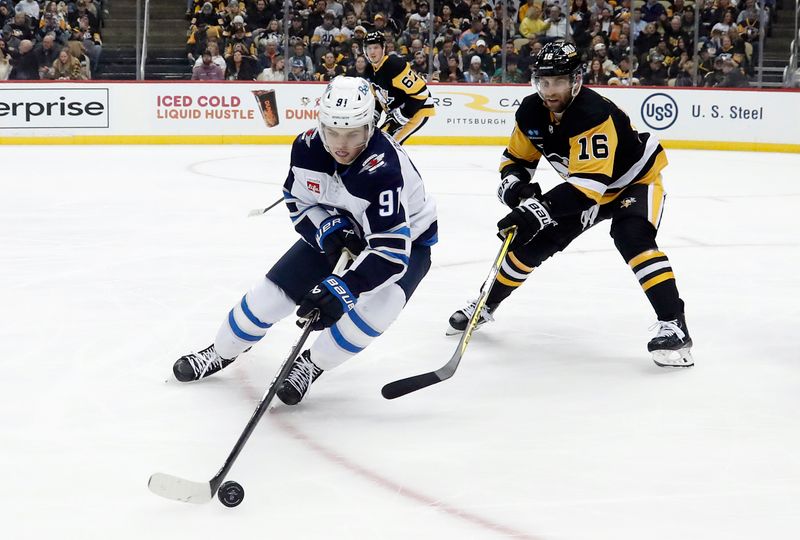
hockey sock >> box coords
[486,251,534,306]
[627,249,684,321]
[214,278,295,360]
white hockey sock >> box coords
[311,283,406,371]
[214,277,295,360]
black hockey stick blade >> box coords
[381,371,442,399]
[381,228,517,400]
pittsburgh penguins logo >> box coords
[620,197,637,208]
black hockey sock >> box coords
[627,249,685,321]
[486,251,534,306]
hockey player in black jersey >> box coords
[448,40,693,367]
[363,31,436,144]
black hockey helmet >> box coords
[531,40,583,100]
[365,31,385,47]
[531,40,582,78]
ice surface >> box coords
[2,145,799,540]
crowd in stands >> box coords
[0,0,105,80]
[184,0,773,87]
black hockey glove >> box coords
[316,215,365,266]
[297,275,357,331]
[497,174,542,208]
[497,197,555,247]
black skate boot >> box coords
[648,314,694,368]
[446,299,498,336]
[276,350,323,405]
[173,344,238,382]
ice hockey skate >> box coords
[648,314,693,367]
[173,344,238,382]
[446,299,498,336]
[276,350,323,405]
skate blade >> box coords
[445,325,464,336]
[652,348,694,368]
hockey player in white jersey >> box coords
[173,77,438,405]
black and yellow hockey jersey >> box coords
[500,87,667,209]
[364,53,436,122]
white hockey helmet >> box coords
[317,76,376,156]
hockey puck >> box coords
[217,481,245,507]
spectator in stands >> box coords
[71,15,101,72]
[464,54,489,84]
[409,1,432,33]
[673,58,696,86]
[34,32,58,77]
[630,7,646,43]
[68,0,99,34]
[186,24,221,65]
[407,48,428,77]
[634,22,660,59]
[193,40,226,70]
[584,58,609,85]
[346,53,369,77]
[226,47,259,79]
[364,0,394,24]
[641,0,667,24]
[717,53,749,87]
[635,50,668,85]
[592,42,616,75]
[545,5,568,39]
[257,37,279,70]
[191,2,224,29]
[0,38,10,80]
[51,46,85,79]
[0,4,11,28]
[491,53,525,83]
[289,40,314,72]
[314,50,344,80]
[520,4,548,39]
[246,0,271,30]
[434,36,459,72]
[344,0,367,22]
[518,0,537,23]
[607,56,638,85]
[472,39,494,74]
[223,0,246,31]
[339,12,357,40]
[442,54,464,82]
[287,15,307,42]
[307,0,328,33]
[609,33,631,63]
[8,39,39,79]
[67,39,91,78]
[192,48,225,79]
[681,5,696,34]
[257,54,285,80]
[288,57,312,80]
[311,10,342,61]
[703,54,726,86]
[37,13,68,44]
[225,16,256,57]
[4,12,33,53]
[16,0,39,21]
[458,17,483,52]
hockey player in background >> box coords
[174,77,438,404]
[448,41,693,368]
[363,31,436,144]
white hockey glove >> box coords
[497,174,541,208]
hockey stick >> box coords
[148,252,350,503]
[247,196,283,217]
[381,227,517,400]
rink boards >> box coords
[0,81,798,152]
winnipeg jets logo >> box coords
[620,197,637,208]
[307,180,321,194]
[359,153,386,174]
